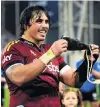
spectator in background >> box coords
[92,62,100,79]
[92,70,100,78]
[76,59,100,107]
[61,88,82,107]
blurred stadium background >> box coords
[1,1,100,107]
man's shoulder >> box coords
[2,40,20,54]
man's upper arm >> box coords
[1,42,24,78]
[59,65,76,86]
[5,63,23,84]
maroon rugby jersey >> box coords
[1,38,66,106]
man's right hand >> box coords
[51,39,68,56]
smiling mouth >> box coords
[40,31,46,34]
[39,31,46,36]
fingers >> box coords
[51,39,68,56]
[56,40,68,53]
[92,48,99,55]
[90,44,99,50]
[87,44,99,62]
[90,44,100,55]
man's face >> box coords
[28,13,50,42]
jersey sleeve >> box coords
[1,42,24,72]
[57,56,67,70]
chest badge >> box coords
[30,50,36,56]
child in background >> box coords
[61,88,82,107]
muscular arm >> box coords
[60,65,77,87]
[6,59,46,86]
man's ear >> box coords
[29,18,34,26]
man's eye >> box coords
[36,19,42,23]
[46,20,49,24]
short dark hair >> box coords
[20,5,50,36]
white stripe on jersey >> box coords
[59,65,71,76]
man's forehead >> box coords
[31,12,48,22]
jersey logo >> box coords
[46,62,59,74]
[30,50,36,56]
[47,62,59,72]
[2,54,12,64]
[32,59,59,74]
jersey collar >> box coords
[19,38,43,52]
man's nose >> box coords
[42,21,49,27]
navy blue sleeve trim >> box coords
[59,62,67,70]
[2,60,24,72]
